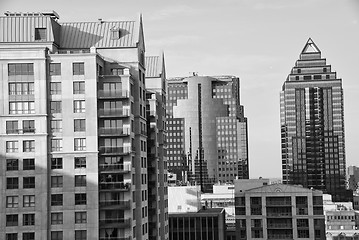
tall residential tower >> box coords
[280,38,351,202]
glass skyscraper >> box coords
[280,38,352,202]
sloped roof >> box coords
[145,56,161,77]
[59,21,138,48]
[246,183,322,194]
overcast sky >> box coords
[1,0,358,178]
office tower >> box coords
[235,183,326,240]
[145,55,169,240]
[347,166,359,191]
[166,75,248,190]
[0,11,155,240]
[281,38,351,202]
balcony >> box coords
[99,163,131,173]
[99,146,131,155]
[99,199,131,209]
[98,108,130,118]
[99,127,131,136]
[6,128,36,134]
[100,182,131,191]
[98,90,130,99]
[99,218,131,227]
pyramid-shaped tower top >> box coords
[301,38,321,54]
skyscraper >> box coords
[0,11,167,240]
[280,38,351,202]
[166,75,248,191]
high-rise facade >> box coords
[0,11,166,240]
[280,38,351,202]
[166,75,248,190]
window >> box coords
[75,212,87,223]
[51,231,63,240]
[23,120,35,133]
[51,139,63,152]
[6,159,18,171]
[298,229,309,238]
[9,82,34,95]
[23,233,35,240]
[6,233,17,240]
[7,177,18,189]
[23,213,35,225]
[6,121,19,134]
[51,120,62,132]
[50,101,62,114]
[6,141,18,152]
[9,101,35,114]
[8,63,34,76]
[111,68,124,75]
[74,119,86,132]
[51,212,63,225]
[75,193,87,205]
[23,140,35,152]
[51,176,63,188]
[75,157,86,168]
[23,158,35,170]
[6,214,18,226]
[75,230,86,240]
[51,194,63,206]
[51,158,63,169]
[23,195,35,207]
[73,63,84,75]
[50,82,62,95]
[73,81,85,94]
[74,138,86,151]
[35,28,46,40]
[74,100,85,113]
[6,196,19,208]
[23,177,35,188]
[50,63,61,75]
[75,175,86,187]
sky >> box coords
[1,0,359,178]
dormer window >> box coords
[110,28,121,40]
[35,28,46,41]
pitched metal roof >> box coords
[145,56,161,77]
[59,21,138,49]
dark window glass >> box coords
[75,157,86,168]
[74,119,86,132]
[51,176,63,188]
[35,28,46,40]
[6,233,18,240]
[75,175,86,187]
[23,233,35,240]
[23,158,35,170]
[51,231,63,240]
[23,120,35,133]
[51,194,63,206]
[6,159,18,171]
[51,158,63,169]
[75,193,87,205]
[7,177,19,189]
[8,63,33,76]
[6,214,18,226]
[73,81,85,94]
[23,177,35,188]
[75,212,87,223]
[51,212,63,225]
[50,63,61,75]
[6,121,18,134]
[23,213,35,225]
[73,63,84,75]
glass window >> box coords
[7,177,18,189]
[51,139,63,152]
[9,82,34,95]
[23,195,35,207]
[51,231,63,240]
[8,63,33,76]
[73,63,84,75]
[75,175,86,187]
[50,82,61,95]
[23,158,35,170]
[23,177,35,188]
[23,120,35,133]
[6,121,19,134]
[74,138,86,151]
[50,63,61,75]
[75,230,86,240]
[73,81,85,94]
[23,213,35,225]
[51,212,63,225]
[51,120,62,132]
[51,194,63,206]
[35,28,46,40]
[74,119,86,132]
[75,193,87,205]
[6,159,18,171]
[23,140,35,152]
[75,212,87,223]
[111,68,124,75]
[51,176,63,188]
[74,100,85,113]
[6,214,18,226]
[6,233,18,240]
[51,158,63,169]
[75,157,86,168]
[23,232,35,240]
[9,101,35,114]
[50,101,62,114]
[6,141,18,152]
[6,196,19,208]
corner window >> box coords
[35,28,46,40]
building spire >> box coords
[301,38,321,54]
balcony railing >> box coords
[98,90,130,99]
[99,199,131,208]
[98,108,130,117]
[6,128,36,134]
[99,146,131,155]
[99,182,131,191]
[99,163,131,172]
[99,127,131,136]
[99,218,131,226]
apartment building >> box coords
[0,11,166,240]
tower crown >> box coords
[301,38,321,54]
